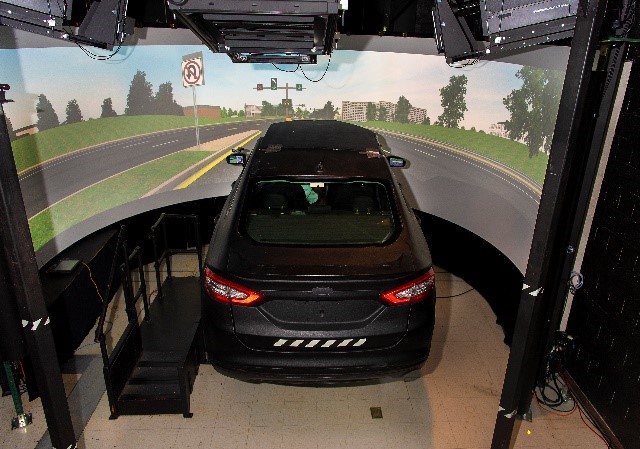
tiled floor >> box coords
[1,262,607,449]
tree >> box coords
[5,116,16,141]
[261,100,276,116]
[310,101,338,120]
[422,116,431,126]
[395,96,412,123]
[125,70,154,116]
[503,67,563,157]
[378,105,388,122]
[36,94,59,131]
[437,75,468,128]
[366,102,377,121]
[101,97,118,118]
[154,82,183,116]
[65,99,83,124]
[238,110,246,118]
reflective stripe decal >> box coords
[322,340,336,348]
[273,338,367,349]
[353,338,367,347]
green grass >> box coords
[12,115,249,173]
[357,121,549,184]
[28,150,212,251]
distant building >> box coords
[183,105,221,119]
[244,104,262,117]
[489,122,509,138]
[342,100,428,124]
[341,101,369,122]
[408,107,429,124]
[14,124,38,137]
[377,101,396,121]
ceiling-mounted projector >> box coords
[433,0,578,63]
[166,0,342,64]
[0,0,133,49]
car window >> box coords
[241,179,396,245]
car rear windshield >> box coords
[241,179,397,245]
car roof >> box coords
[258,120,381,151]
[250,120,390,178]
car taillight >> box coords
[380,268,435,305]
[203,267,264,306]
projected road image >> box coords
[376,130,540,272]
[2,43,566,269]
[19,120,271,218]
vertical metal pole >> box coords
[490,1,608,448]
[285,82,290,118]
[192,85,200,150]
[0,101,76,448]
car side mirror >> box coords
[227,153,246,166]
[387,156,406,168]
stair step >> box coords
[120,382,181,400]
[128,366,180,384]
[138,351,184,365]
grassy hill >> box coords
[358,121,548,185]
[11,115,249,173]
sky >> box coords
[0,43,565,131]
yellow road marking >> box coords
[176,131,261,189]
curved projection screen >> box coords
[0,35,567,271]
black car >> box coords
[201,120,435,382]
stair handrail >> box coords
[121,245,150,323]
[150,213,203,300]
[95,225,126,362]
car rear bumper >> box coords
[201,296,435,383]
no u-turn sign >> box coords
[182,52,205,87]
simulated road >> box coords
[375,130,541,272]
[22,120,540,271]
[19,120,275,218]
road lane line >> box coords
[17,118,272,177]
[28,150,182,221]
[176,131,261,189]
[372,128,543,197]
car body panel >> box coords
[201,120,435,382]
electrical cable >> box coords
[300,54,332,82]
[82,262,105,303]
[75,320,113,351]
[577,404,612,448]
[54,0,127,61]
[536,334,612,448]
[272,63,300,73]
[436,287,475,298]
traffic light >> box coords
[257,84,263,91]
[296,84,302,91]
[271,78,278,90]
[282,99,292,108]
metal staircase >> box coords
[95,214,203,419]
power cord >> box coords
[301,54,332,82]
[82,262,104,303]
[536,332,612,448]
[436,287,475,299]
